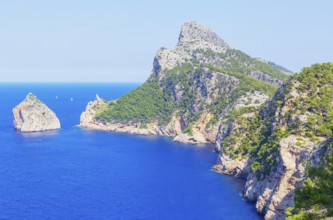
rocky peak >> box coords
[26,92,38,101]
[154,22,231,75]
[177,21,229,49]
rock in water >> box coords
[13,93,61,132]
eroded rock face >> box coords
[243,135,317,220]
[13,93,60,132]
[178,22,229,50]
[79,94,108,127]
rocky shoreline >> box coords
[78,95,211,145]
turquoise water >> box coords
[0,84,262,220]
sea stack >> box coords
[13,93,61,132]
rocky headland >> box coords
[79,22,333,219]
[79,21,287,144]
[13,93,61,132]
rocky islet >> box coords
[12,93,60,132]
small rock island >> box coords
[13,93,61,132]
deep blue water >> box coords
[0,83,262,220]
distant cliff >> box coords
[79,22,288,145]
[257,58,294,75]
[13,93,60,132]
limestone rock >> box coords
[177,21,229,52]
[79,94,108,127]
[234,91,269,110]
[173,133,207,145]
[13,93,60,132]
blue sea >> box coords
[0,83,262,220]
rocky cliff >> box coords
[79,22,288,145]
[214,63,333,219]
[13,93,61,132]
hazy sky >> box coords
[0,0,332,82]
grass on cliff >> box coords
[221,108,267,159]
[196,48,290,82]
[95,79,175,125]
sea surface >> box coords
[0,83,262,220]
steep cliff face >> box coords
[215,63,333,219]
[79,22,287,145]
[13,93,61,132]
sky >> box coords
[0,0,332,82]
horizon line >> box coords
[0,81,144,84]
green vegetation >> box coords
[196,48,290,82]
[183,122,195,136]
[208,66,278,97]
[162,63,279,126]
[205,66,277,130]
[229,106,258,121]
[96,79,175,126]
[250,126,288,177]
[293,63,333,137]
[286,142,333,219]
[221,108,267,159]
[249,63,333,178]
[227,49,289,82]
[203,65,280,161]
[164,64,202,123]
[94,47,289,133]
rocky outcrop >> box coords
[247,70,282,86]
[153,22,230,78]
[79,94,108,127]
[244,135,321,219]
[13,93,60,132]
[178,22,229,51]
[233,91,269,110]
